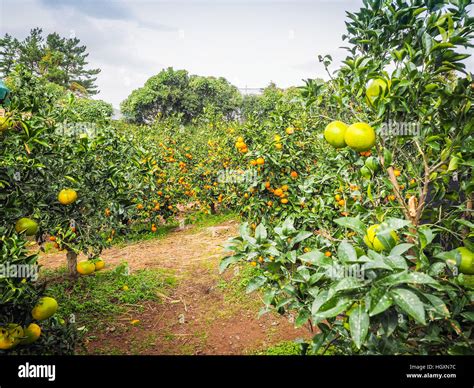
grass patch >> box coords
[112,223,177,247]
[187,211,238,230]
[216,264,263,308]
[256,341,338,356]
[42,262,177,328]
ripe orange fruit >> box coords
[264,181,271,189]
[58,189,78,205]
[274,188,283,197]
[49,236,56,241]
[290,171,298,179]
[281,198,289,204]
[94,259,105,271]
[324,121,348,148]
[324,251,332,257]
[21,323,41,345]
[137,204,144,210]
[256,157,265,165]
[344,123,376,152]
[250,261,257,267]
[250,160,257,166]
[393,169,401,177]
[338,199,345,206]
[286,127,295,135]
[335,194,341,201]
[281,185,289,191]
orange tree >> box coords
[0,67,162,353]
[222,0,473,355]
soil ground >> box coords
[38,220,312,355]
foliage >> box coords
[0,28,100,95]
[120,67,241,124]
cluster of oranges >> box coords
[266,183,289,204]
[250,157,265,166]
[235,137,248,153]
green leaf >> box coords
[219,255,240,273]
[422,293,450,318]
[334,217,366,235]
[389,243,414,256]
[299,250,332,267]
[246,276,266,294]
[295,309,311,328]
[349,305,369,350]
[369,287,393,316]
[337,241,358,263]
[255,223,267,242]
[391,288,426,325]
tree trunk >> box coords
[67,249,78,278]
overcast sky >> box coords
[1,0,473,108]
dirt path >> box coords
[39,220,311,355]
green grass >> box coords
[112,223,177,246]
[256,341,304,355]
[42,262,177,328]
[216,263,263,306]
[186,211,238,230]
[110,210,237,247]
[256,341,338,356]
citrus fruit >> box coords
[0,324,24,350]
[32,297,58,320]
[365,78,390,105]
[77,261,96,275]
[0,116,11,132]
[364,156,380,172]
[363,224,398,252]
[21,323,41,345]
[324,121,348,148]
[457,274,474,289]
[94,259,105,271]
[345,123,376,152]
[15,218,38,236]
[58,189,78,205]
[457,247,474,275]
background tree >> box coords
[120,67,241,124]
[0,28,100,95]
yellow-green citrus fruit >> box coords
[365,78,390,105]
[94,259,105,271]
[0,116,11,132]
[364,224,398,252]
[21,323,41,345]
[457,247,474,275]
[323,121,348,148]
[457,274,474,289]
[32,297,58,321]
[58,189,78,205]
[345,123,376,152]
[15,218,39,236]
[77,261,96,275]
[0,324,24,349]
